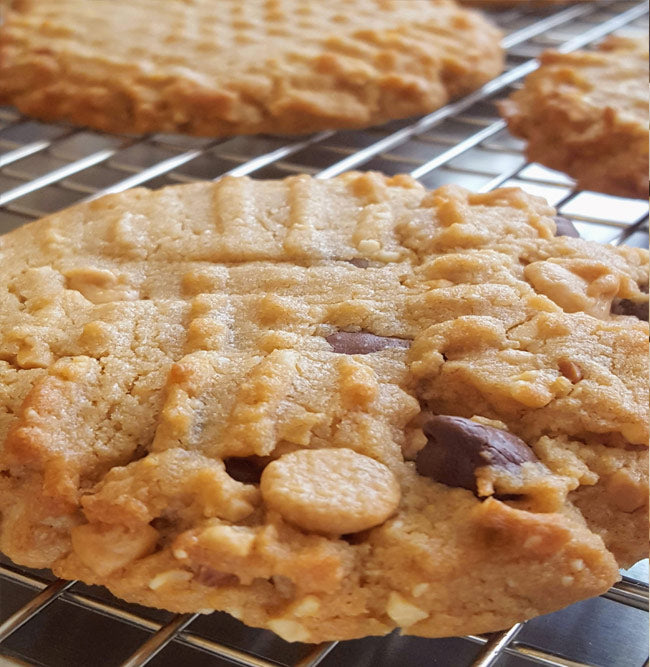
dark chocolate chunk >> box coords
[224,457,263,485]
[194,565,239,587]
[611,298,649,321]
[347,258,371,268]
[131,444,149,461]
[326,331,411,354]
[150,516,174,532]
[416,415,537,493]
[554,216,580,238]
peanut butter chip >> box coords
[260,448,400,534]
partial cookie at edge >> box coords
[499,35,649,199]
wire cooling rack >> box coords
[0,1,648,666]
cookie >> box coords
[0,0,503,137]
[462,1,592,7]
[0,173,647,643]
[500,35,649,199]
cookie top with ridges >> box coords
[0,173,647,643]
[0,0,503,136]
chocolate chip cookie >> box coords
[0,0,503,136]
[0,173,647,642]
[500,35,649,199]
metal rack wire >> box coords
[0,2,648,666]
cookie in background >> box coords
[0,0,503,137]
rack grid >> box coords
[0,2,648,666]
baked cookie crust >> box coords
[462,1,593,7]
[0,173,647,643]
[0,0,503,137]
[500,35,649,199]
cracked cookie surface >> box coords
[500,34,649,199]
[0,0,503,137]
[0,173,647,643]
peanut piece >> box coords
[558,357,583,383]
[386,592,429,627]
[267,619,310,643]
[71,522,158,577]
[606,469,647,512]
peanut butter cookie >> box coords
[462,1,592,7]
[0,0,503,136]
[0,173,647,642]
[500,35,649,199]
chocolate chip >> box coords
[194,565,239,587]
[341,530,371,545]
[224,457,263,484]
[558,357,583,383]
[150,516,174,532]
[347,258,371,268]
[326,331,411,354]
[611,298,649,321]
[131,444,149,462]
[416,415,538,494]
[271,575,296,598]
[554,216,580,238]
